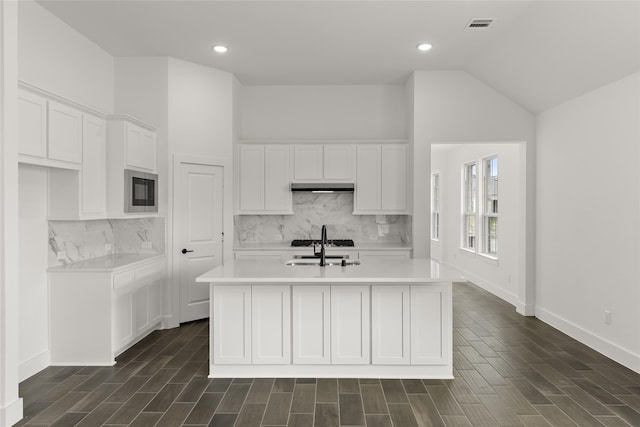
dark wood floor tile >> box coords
[206,378,232,393]
[208,413,237,427]
[427,385,465,416]
[364,414,393,427]
[104,392,156,424]
[37,375,88,402]
[163,350,196,369]
[105,375,150,403]
[509,378,552,405]
[381,379,409,404]
[358,379,380,385]
[520,370,564,395]
[594,415,635,426]
[155,402,196,426]
[49,412,87,427]
[273,378,296,392]
[440,415,473,426]
[403,379,427,394]
[339,393,365,425]
[234,402,266,427]
[388,403,419,427]
[573,378,623,405]
[216,383,251,413]
[177,376,210,402]
[184,392,224,425]
[73,368,115,392]
[480,336,510,352]
[453,351,475,370]
[560,386,614,416]
[473,363,510,386]
[485,357,522,378]
[469,340,499,358]
[143,382,186,412]
[246,378,275,404]
[547,395,604,427]
[75,402,123,427]
[18,401,53,424]
[232,377,254,384]
[446,378,481,404]
[534,404,580,427]
[478,394,525,426]
[530,363,575,388]
[360,384,387,414]
[422,379,446,386]
[517,414,553,426]
[28,392,88,425]
[129,412,163,427]
[494,386,538,416]
[456,370,495,394]
[590,363,640,387]
[136,355,172,376]
[408,393,446,427]
[296,378,316,384]
[457,346,486,364]
[460,403,499,427]
[139,368,179,393]
[288,413,314,427]
[170,361,205,383]
[262,392,293,425]
[582,370,633,396]
[608,405,640,426]
[104,361,146,383]
[617,393,640,413]
[316,379,338,403]
[338,378,360,394]
[315,403,339,427]
[291,384,315,413]
[69,382,120,411]
[456,328,481,342]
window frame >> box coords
[461,162,477,251]
[482,156,498,257]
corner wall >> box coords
[536,72,640,371]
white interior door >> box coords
[177,163,223,323]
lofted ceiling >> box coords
[35,0,639,113]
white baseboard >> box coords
[19,350,50,382]
[516,301,535,316]
[449,263,518,307]
[162,314,179,330]
[536,306,640,374]
[0,397,23,427]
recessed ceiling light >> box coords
[212,45,228,54]
[417,43,433,52]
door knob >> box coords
[181,248,194,254]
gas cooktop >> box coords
[291,239,355,247]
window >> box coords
[483,156,498,256]
[431,173,440,240]
[462,163,477,250]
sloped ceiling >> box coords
[35,0,640,113]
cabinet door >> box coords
[372,286,410,365]
[149,276,163,325]
[125,123,155,171]
[324,145,355,181]
[355,145,381,211]
[411,285,449,365]
[113,286,134,352]
[238,145,265,211]
[293,144,323,180]
[252,285,291,364]
[81,114,106,217]
[213,285,251,364]
[140,130,156,171]
[134,284,150,335]
[264,145,292,212]
[48,100,83,164]
[292,285,330,364]
[18,90,47,157]
[381,145,407,211]
[331,285,370,364]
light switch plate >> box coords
[57,251,66,260]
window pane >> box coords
[485,157,498,215]
[485,216,498,255]
[465,214,476,249]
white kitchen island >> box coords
[196,258,463,379]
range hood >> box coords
[290,183,354,193]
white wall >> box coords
[240,85,406,140]
[432,143,521,305]
[410,70,536,314]
[536,72,640,371]
[18,0,114,113]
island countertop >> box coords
[196,258,463,284]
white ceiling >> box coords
[36,0,639,113]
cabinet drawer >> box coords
[135,260,164,281]
[113,270,134,290]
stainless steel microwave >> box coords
[124,169,158,213]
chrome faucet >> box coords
[319,225,327,266]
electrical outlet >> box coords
[604,310,612,325]
[57,251,66,260]
[104,243,112,251]
[141,241,152,249]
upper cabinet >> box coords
[18,89,82,170]
[293,144,355,182]
[354,144,409,214]
[124,121,156,172]
[237,144,292,214]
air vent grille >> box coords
[466,18,494,30]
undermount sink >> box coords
[285,259,361,266]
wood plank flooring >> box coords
[16,281,640,426]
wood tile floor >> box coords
[16,281,640,426]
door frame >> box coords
[170,154,232,328]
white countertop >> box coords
[196,258,463,284]
[234,243,412,251]
[48,253,164,272]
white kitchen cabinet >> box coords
[372,286,410,365]
[18,89,47,158]
[213,285,251,364]
[48,100,83,164]
[331,285,370,364]
[252,285,291,364]
[124,121,156,172]
[354,144,408,214]
[292,285,331,364]
[49,257,165,365]
[293,144,355,182]
[411,284,449,365]
[358,250,411,261]
[237,144,292,214]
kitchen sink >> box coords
[285,259,361,266]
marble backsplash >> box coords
[234,193,411,246]
[48,217,165,266]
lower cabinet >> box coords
[371,285,410,365]
[252,286,291,364]
[331,286,370,364]
[50,257,165,365]
[292,285,331,364]
[212,285,251,364]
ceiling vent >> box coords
[465,18,494,31]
